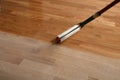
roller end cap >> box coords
[55,37,61,44]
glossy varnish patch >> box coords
[0,0,120,58]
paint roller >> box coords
[55,0,120,43]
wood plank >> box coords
[0,60,63,80]
[0,0,120,57]
[0,0,120,79]
[0,31,120,80]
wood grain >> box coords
[0,0,120,57]
[0,0,120,79]
[0,31,120,80]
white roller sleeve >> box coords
[57,25,80,42]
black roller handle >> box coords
[79,0,120,28]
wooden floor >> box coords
[0,0,120,80]
[0,31,120,80]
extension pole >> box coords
[56,0,120,43]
